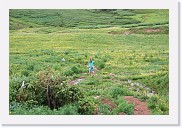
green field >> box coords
[9,9,169,115]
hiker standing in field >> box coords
[88,58,94,75]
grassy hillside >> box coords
[10,9,168,29]
[9,9,169,115]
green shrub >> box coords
[10,102,80,115]
[58,104,79,115]
[114,98,134,115]
[147,95,168,115]
[87,89,100,95]
[21,70,30,77]
[109,86,128,98]
[97,61,105,69]
[10,102,54,115]
[71,66,80,74]
[27,64,34,71]
[83,77,99,85]
[52,64,60,70]
[78,98,95,115]
[98,104,111,115]
[16,67,84,110]
[9,76,31,102]
[64,65,83,76]
[64,70,74,76]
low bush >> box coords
[12,66,84,110]
[98,104,111,115]
[64,65,83,76]
[57,103,79,115]
[10,102,79,115]
[21,70,30,77]
[147,95,169,115]
[82,77,99,85]
[97,61,105,69]
[9,76,32,102]
[113,98,134,115]
[78,98,95,115]
[109,86,129,98]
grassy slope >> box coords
[10,9,168,29]
[9,9,169,115]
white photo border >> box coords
[0,0,179,125]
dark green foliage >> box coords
[57,104,79,115]
[148,96,158,109]
[147,95,169,115]
[81,77,99,85]
[64,70,74,76]
[64,65,83,76]
[21,70,30,77]
[78,98,95,115]
[10,102,79,115]
[32,67,83,109]
[109,86,129,98]
[27,64,34,71]
[117,103,134,115]
[12,67,84,110]
[98,104,111,115]
[97,61,105,69]
[113,98,134,115]
[71,66,80,74]
[9,76,32,102]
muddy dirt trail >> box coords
[68,77,84,85]
[67,71,151,115]
[99,96,151,115]
[123,96,151,115]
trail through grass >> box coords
[9,9,169,115]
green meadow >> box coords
[9,9,169,115]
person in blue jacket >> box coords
[88,58,94,75]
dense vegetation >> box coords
[9,9,169,115]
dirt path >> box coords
[123,96,151,115]
[145,28,161,33]
[68,71,151,115]
[100,96,150,115]
[68,77,84,85]
[68,67,100,85]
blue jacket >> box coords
[88,60,94,68]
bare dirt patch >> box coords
[68,77,84,85]
[101,98,116,111]
[108,31,132,35]
[123,31,132,35]
[123,96,151,115]
[144,28,161,33]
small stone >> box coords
[134,108,139,111]
[109,73,115,76]
[94,96,100,99]
[130,83,134,86]
[136,83,140,86]
[61,58,65,61]
[128,80,131,83]
[137,88,140,92]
